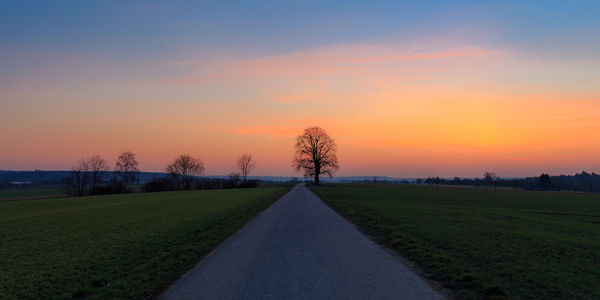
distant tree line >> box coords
[142,175,259,192]
[0,170,166,188]
[68,151,140,196]
[416,171,600,193]
[67,151,259,196]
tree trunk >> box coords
[92,173,97,194]
[314,163,321,185]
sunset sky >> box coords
[1,1,599,177]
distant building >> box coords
[11,181,32,187]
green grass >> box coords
[0,188,65,201]
[0,186,291,299]
[309,184,600,299]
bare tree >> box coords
[237,154,257,185]
[166,154,205,190]
[114,151,139,192]
[483,171,499,188]
[87,154,108,194]
[70,158,90,196]
[293,126,339,185]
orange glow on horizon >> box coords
[2,33,599,177]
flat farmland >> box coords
[0,186,291,299]
[0,188,66,201]
[310,184,600,299]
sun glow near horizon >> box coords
[1,1,599,177]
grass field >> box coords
[0,186,291,299]
[310,184,600,299]
[0,188,65,201]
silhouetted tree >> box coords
[166,154,205,190]
[114,151,139,193]
[484,171,499,188]
[237,154,257,185]
[87,154,108,194]
[539,173,553,189]
[293,126,339,184]
[70,158,90,196]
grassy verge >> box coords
[0,186,292,299]
[309,184,600,299]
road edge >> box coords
[306,184,453,300]
[157,184,296,299]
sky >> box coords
[1,0,599,177]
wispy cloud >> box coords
[156,33,500,86]
[170,60,195,66]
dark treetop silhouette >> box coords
[70,158,90,196]
[114,151,139,192]
[293,126,339,184]
[166,154,205,190]
[237,154,257,185]
[87,154,108,194]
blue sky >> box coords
[4,1,597,55]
